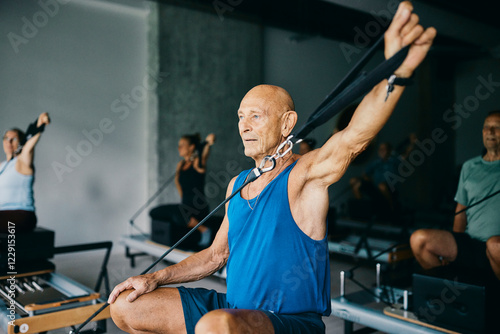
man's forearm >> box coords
[152,247,226,285]
[453,204,467,233]
[345,79,406,149]
[453,216,467,233]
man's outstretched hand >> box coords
[385,1,437,78]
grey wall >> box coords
[153,3,262,210]
[0,0,150,245]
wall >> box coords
[0,0,150,245]
[153,3,262,211]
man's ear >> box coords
[281,111,298,137]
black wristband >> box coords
[389,74,414,86]
[25,118,45,140]
[385,74,414,101]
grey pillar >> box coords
[152,2,263,211]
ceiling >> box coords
[152,0,500,59]
[419,0,499,29]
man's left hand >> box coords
[385,1,437,78]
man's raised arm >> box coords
[304,1,436,187]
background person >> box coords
[175,133,215,247]
[349,134,416,220]
[0,112,50,233]
[410,110,500,280]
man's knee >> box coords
[410,229,430,252]
[486,236,500,261]
[109,290,135,331]
[195,309,233,334]
[196,309,273,334]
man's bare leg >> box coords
[110,287,187,334]
[410,229,458,269]
[195,309,274,334]
[486,236,500,280]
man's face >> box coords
[3,130,20,156]
[238,88,284,161]
[482,114,500,151]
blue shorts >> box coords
[177,287,325,334]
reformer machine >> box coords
[332,251,500,334]
[0,227,112,334]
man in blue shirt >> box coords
[108,2,436,333]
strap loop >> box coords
[258,155,276,173]
[252,135,294,178]
[274,135,294,159]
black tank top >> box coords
[178,162,208,219]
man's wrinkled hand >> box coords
[384,1,437,78]
[107,274,159,304]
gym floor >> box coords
[49,247,386,334]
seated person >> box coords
[0,113,50,233]
[410,110,500,280]
[350,135,416,219]
[174,133,215,247]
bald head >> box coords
[238,85,298,161]
[243,85,295,116]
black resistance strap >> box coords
[291,38,409,144]
[455,188,500,215]
[25,118,45,140]
[72,34,410,334]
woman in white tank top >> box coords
[0,112,50,233]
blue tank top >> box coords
[0,158,35,211]
[227,161,331,315]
